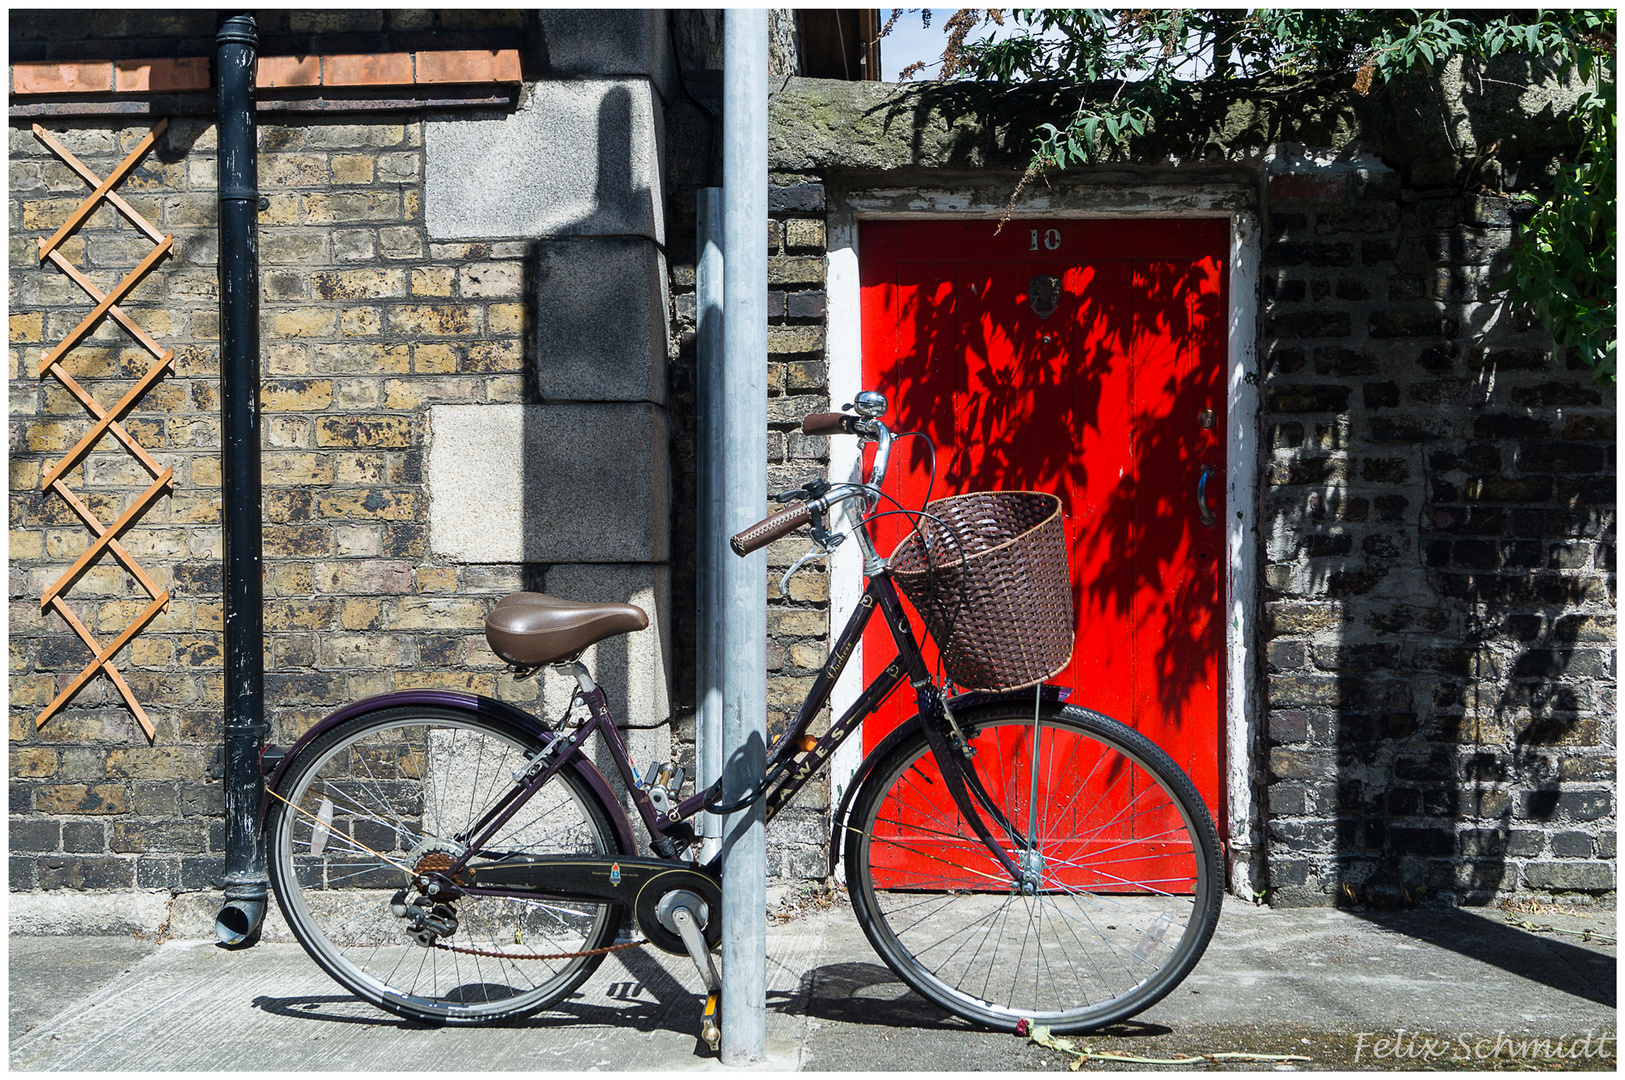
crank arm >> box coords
[671,904,722,1053]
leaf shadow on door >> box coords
[884,250,1227,744]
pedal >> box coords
[701,989,720,1051]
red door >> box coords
[858,218,1227,827]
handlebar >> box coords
[802,413,857,436]
[728,394,896,559]
[729,501,812,556]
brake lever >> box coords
[779,531,843,598]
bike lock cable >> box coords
[703,757,794,815]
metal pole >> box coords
[695,188,725,865]
[720,7,769,1065]
[213,11,268,948]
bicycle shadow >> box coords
[777,960,1172,1038]
[249,945,711,1038]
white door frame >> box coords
[823,186,1264,896]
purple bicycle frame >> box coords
[448,569,1030,887]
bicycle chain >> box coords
[433,937,647,961]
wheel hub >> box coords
[1019,846,1045,894]
[394,839,468,945]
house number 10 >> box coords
[1030,228,1062,251]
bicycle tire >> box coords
[267,704,625,1024]
[845,700,1222,1032]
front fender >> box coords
[827,684,1071,875]
[256,690,638,858]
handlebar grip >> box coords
[801,412,855,436]
[730,501,812,557]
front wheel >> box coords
[266,705,625,1024]
[845,701,1222,1033]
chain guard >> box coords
[456,855,721,956]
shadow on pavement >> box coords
[1353,908,1615,1008]
[250,944,713,1038]
[777,959,1172,1038]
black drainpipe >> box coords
[214,11,268,948]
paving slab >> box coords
[8,900,1615,1071]
[7,936,158,1042]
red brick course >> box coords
[416,49,522,84]
[11,49,522,97]
[113,57,211,93]
[323,52,414,87]
[14,61,112,94]
[257,54,320,88]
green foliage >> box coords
[1499,87,1615,381]
[889,8,1616,382]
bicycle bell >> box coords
[850,390,887,418]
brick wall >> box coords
[11,17,1613,907]
[9,108,540,892]
[763,79,1614,905]
[1259,152,1616,905]
[9,7,843,899]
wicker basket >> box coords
[888,490,1074,692]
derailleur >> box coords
[391,887,460,947]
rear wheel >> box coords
[846,701,1222,1032]
[267,705,624,1024]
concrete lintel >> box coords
[834,178,1259,219]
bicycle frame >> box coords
[439,567,1032,891]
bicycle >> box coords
[261,390,1222,1041]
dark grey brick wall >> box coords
[1260,157,1615,906]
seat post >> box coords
[561,659,598,694]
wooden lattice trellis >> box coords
[32,119,176,741]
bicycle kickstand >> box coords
[669,902,722,1052]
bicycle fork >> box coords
[915,685,1037,890]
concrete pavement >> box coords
[8,895,1616,1071]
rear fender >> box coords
[827,684,1071,875]
[256,690,638,857]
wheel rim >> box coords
[855,713,1216,1027]
[271,714,617,1020]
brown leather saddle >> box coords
[484,591,648,667]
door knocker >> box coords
[1028,275,1062,319]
